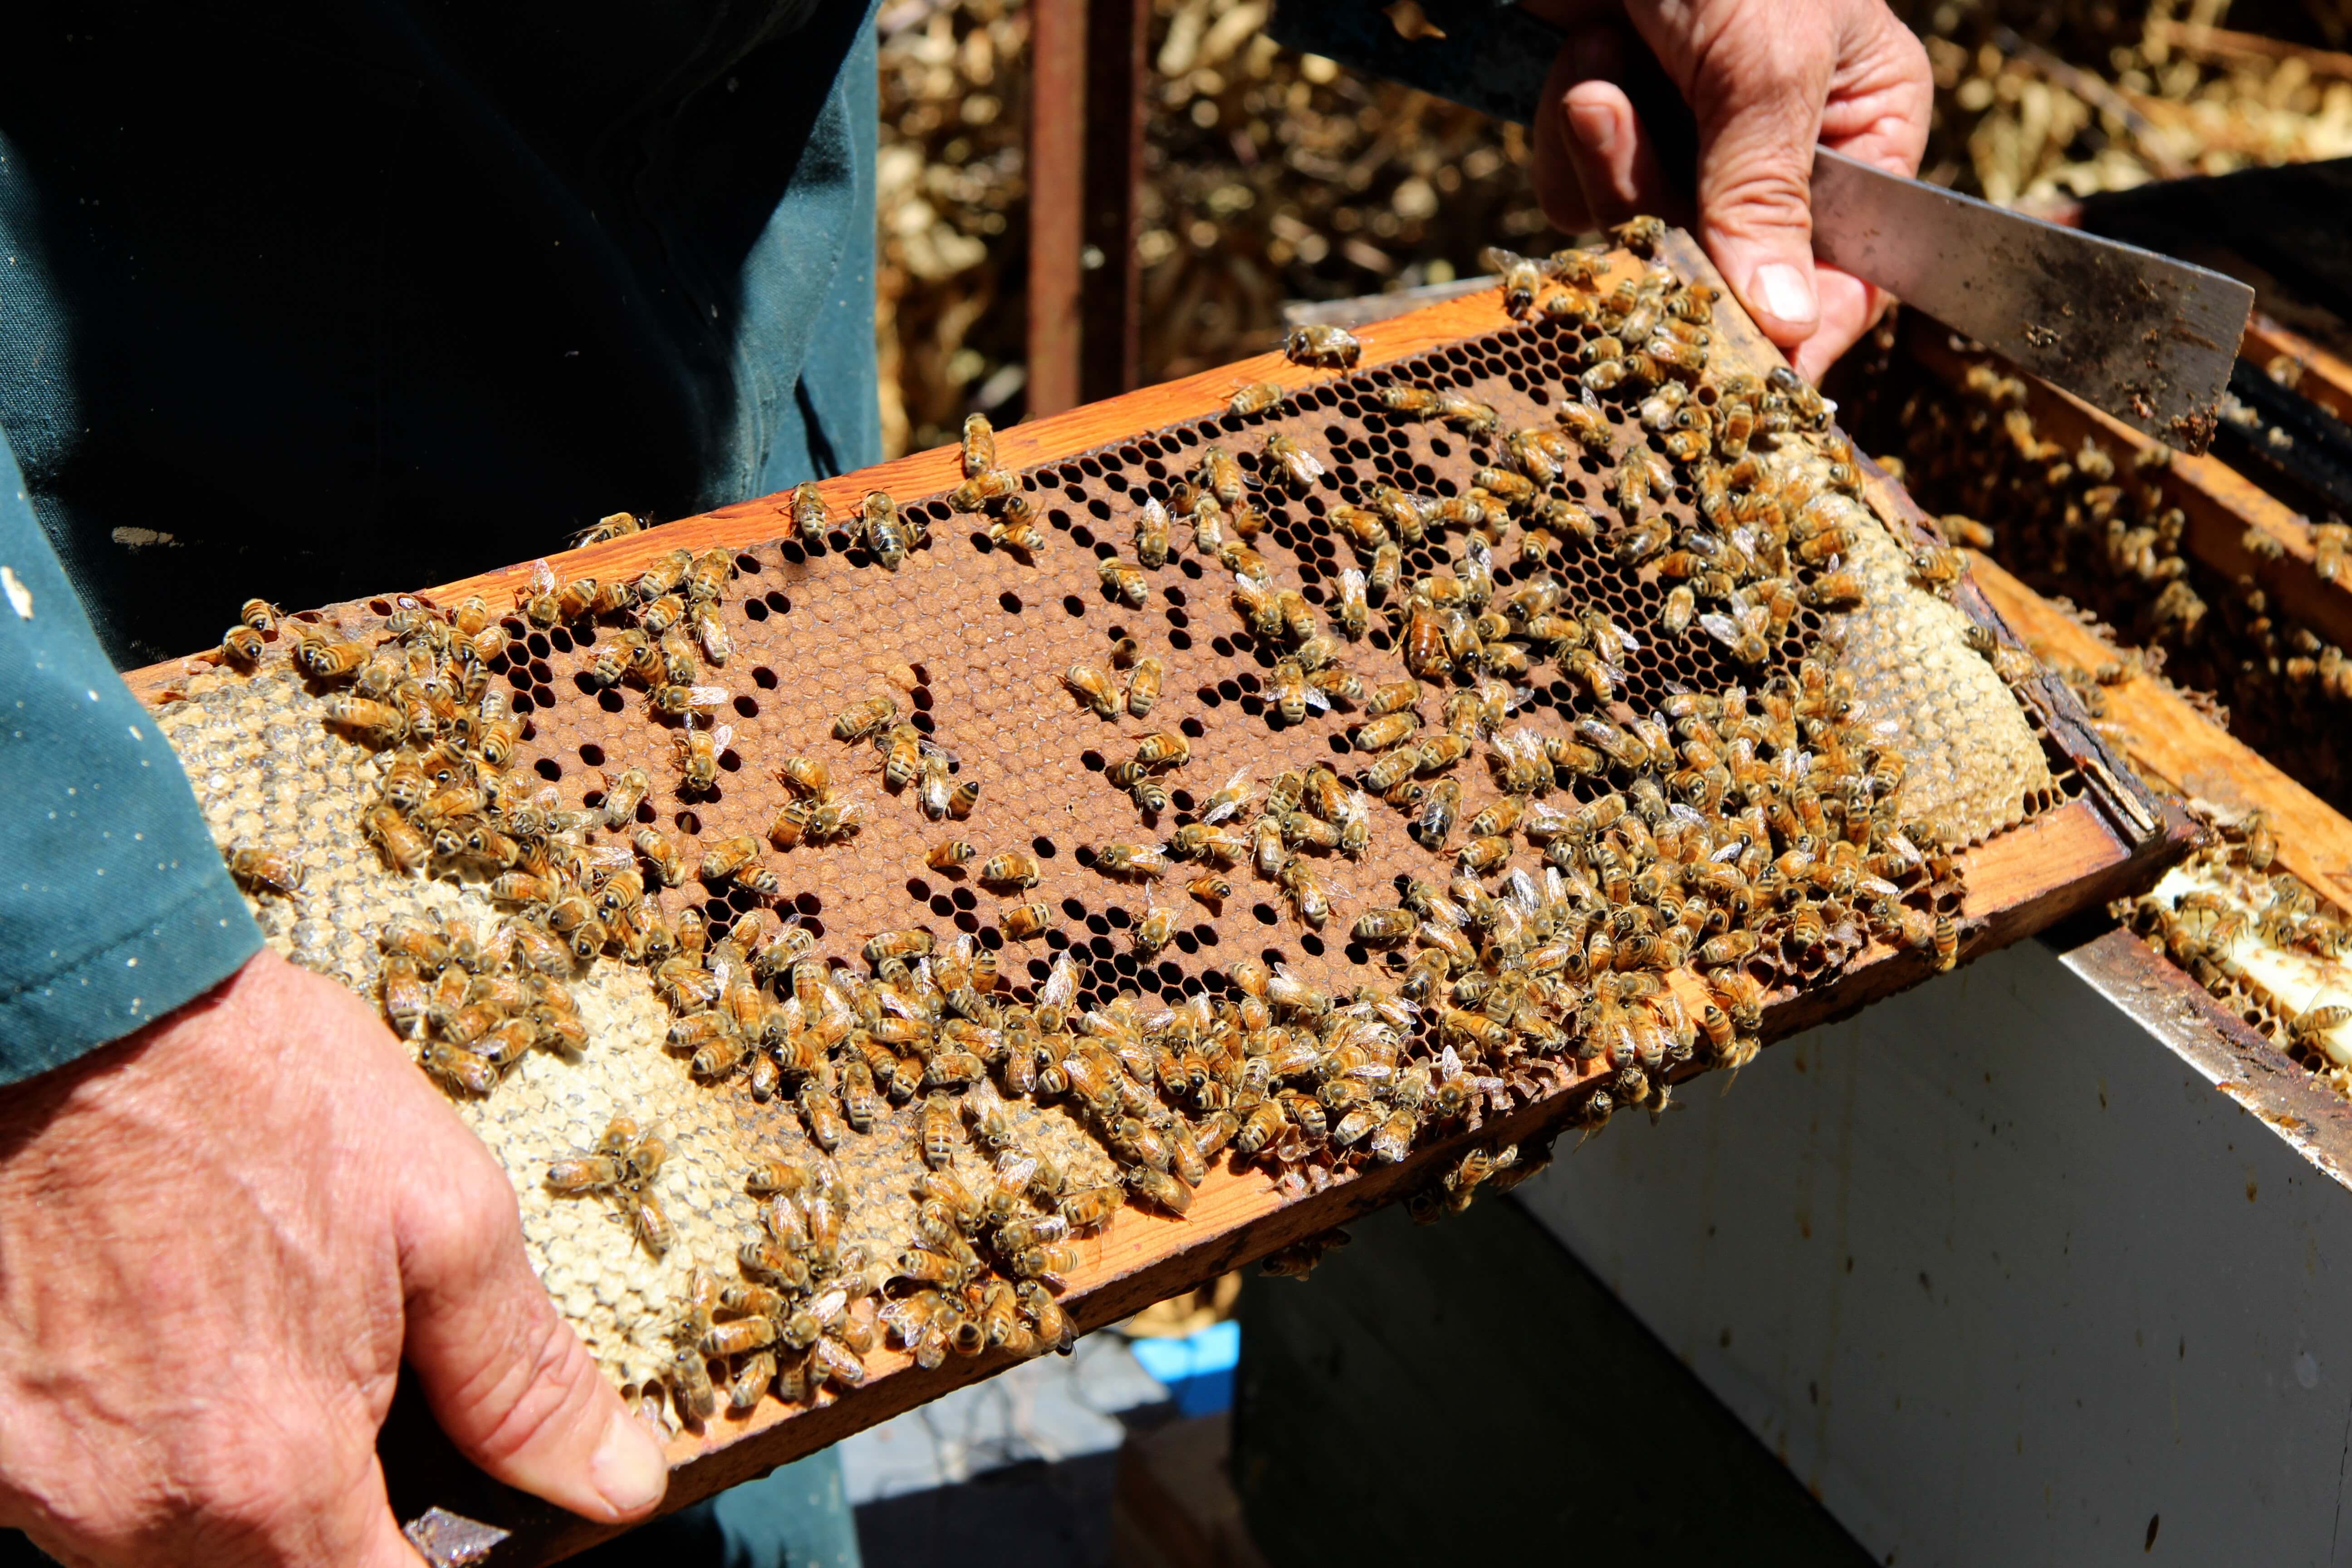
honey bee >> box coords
[976,507,1044,556]
[698,833,764,886]
[1228,381,1287,418]
[1113,654,1163,718]
[649,682,729,720]
[874,723,926,792]
[634,548,694,602]
[1285,323,1362,369]
[294,629,370,681]
[1264,434,1327,493]
[1134,731,1191,769]
[832,694,898,742]
[818,1056,877,1134]
[638,592,687,638]
[912,1091,962,1171]
[980,851,1042,889]
[1127,1166,1194,1216]
[1199,446,1246,508]
[364,805,431,873]
[660,1336,718,1425]
[1002,901,1054,940]
[683,544,736,603]
[1329,503,1388,554]
[1098,557,1149,607]
[961,412,996,477]
[1909,545,1965,592]
[1062,661,1122,720]
[219,622,265,666]
[862,491,906,570]
[1277,856,1338,927]
[798,1081,849,1152]
[1095,842,1171,879]
[1699,603,1771,666]
[1352,906,1418,947]
[672,719,732,792]
[949,467,1019,513]
[1134,903,1177,959]
[928,839,978,872]
[1431,392,1498,435]
[1115,495,1170,571]
[1271,657,1322,724]
[949,779,980,819]
[1802,572,1865,610]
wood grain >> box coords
[2244,314,2352,430]
[1905,321,2352,655]
[1971,550,2352,915]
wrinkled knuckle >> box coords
[449,1169,524,1259]
[1708,157,1814,234]
[459,1316,594,1467]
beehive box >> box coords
[1870,315,2352,1141]
[127,231,2184,1562]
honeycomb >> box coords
[143,245,2075,1442]
[2117,822,2352,1088]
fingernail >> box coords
[1749,262,1818,329]
[1567,101,1615,157]
[589,1410,668,1515]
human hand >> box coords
[1526,0,1932,381]
[0,949,667,1566]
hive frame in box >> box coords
[126,234,2188,1564]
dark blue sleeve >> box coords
[1268,0,1563,124]
[0,427,261,1083]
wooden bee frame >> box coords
[128,235,2189,1564]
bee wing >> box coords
[1697,613,1743,650]
[1040,952,1080,1008]
[1134,846,1172,873]
[1201,767,1254,823]
[582,843,636,874]
[994,1151,1038,1192]
[1301,683,1332,715]
[712,724,735,751]
[529,557,557,595]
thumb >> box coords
[1646,18,1831,346]
[397,1147,669,1525]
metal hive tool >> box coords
[143,234,2090,1453]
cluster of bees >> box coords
[903,235,1969,1213]
[2116,817,2352,1078]
[204,225,1994,1421]
[232,525,807,1098]
[1882,361,2352,815]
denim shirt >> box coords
[0,0,882,1079]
